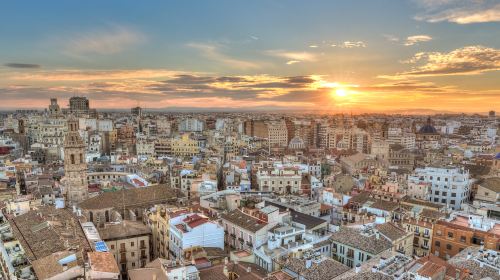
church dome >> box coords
[419,117,437,134]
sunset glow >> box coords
[0,1,499,113]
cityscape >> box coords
[1,1,500,280]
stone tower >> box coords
[64,117,88,204]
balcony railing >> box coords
[119,248,126,253]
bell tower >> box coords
[64,117,88,204]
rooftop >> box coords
[99,220,151,240]
[221,209,267,233]
[330,227,392,255]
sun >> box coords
[335,88,347,97]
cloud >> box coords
[265,49,318,65]
[7,69,184,81]
[309,45,318,48]
[341,41,366,48]
[187,43,260,70]
[414,0,500,24]
[383,34,400,42]
[4,63,41,69]
[383,45,500,77]
[62,25,146,57]
[404,35,432,46]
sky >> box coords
[0,0,499,113]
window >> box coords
[451,193,456,197]
[446,244,452,250]
[441,199,446,203]
[70,154,75,164]
[450,200,455,205]
[460,236,466,243]
[485,192,489,196]
[435,191,440,195]
[110,244,115,250]
[448,232,454,238]
[131,242,134,247]
[442,192,447,196]
[435,241,440,247]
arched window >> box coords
[70,154,75,164]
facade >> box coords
[402,218,434,257]
[431,213,500,260]
[255,168,302,194]
[408,166,471,210]
[69,96,90,115]
[99,221,151,279]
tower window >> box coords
[70,154,75,164]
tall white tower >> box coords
[64,117,88,204]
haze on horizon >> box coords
[1,0,499,113]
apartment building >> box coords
[431,212,500,260]
[408,166,471,210]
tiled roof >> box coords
[78,184,180,210]
[375,222,408,241]
[199,261,267,280]
[99,220,151,240]
[10,206,91,261]
[88,252,119,274]
[480,177,500,193]
[283,257,350,280]
[330,227,391,255]
[221,209,267,233]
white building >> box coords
[179,118,204,132]
[168,213,224,259]
[408,167,471,210]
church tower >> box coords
[64,117,88,204]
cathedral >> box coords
[63,117,89,204]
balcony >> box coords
[396,247,405,254]
[230,233,236,238]
[414,232,421,237]
[246,241,253,247]
[120,257,127,263]
[238,237,244,243]
[421,244,429,249]
[140,244,147,249]
[119,248,127,253]
[423,233,430,238]
[140,255,147,260]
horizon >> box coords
[1,1,499,112]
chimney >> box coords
[466,252,471,260]
[371,266,378,273]
[246,266,251,273]
[455,268,461,280]
[355,264,361,274]
[375,232,380,240]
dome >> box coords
[419,117,437,134]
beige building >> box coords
[402,218,433,257]
[474,177,500,208]
[99,221,151,280]
[268,120,288,147]
[147,206,189,259]
[171,133,200,157]
[376,222,413,256]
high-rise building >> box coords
[64,117,88,204]
[131,106,142,117]
[69,96,90,115]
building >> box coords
[168,213,224,260]
[473,177,500,210]
[69,96,90,115]
[416,117,441,149]
[129,258,200,280]
[375,222,413,256]
[408,166,471,210]
[63,117,89,204]
[431,212,500,260]
[99,221,151,279]
[329,227,392,268]
[131,107,142,117]
[179,118,204,132]
[402,218,434,257]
